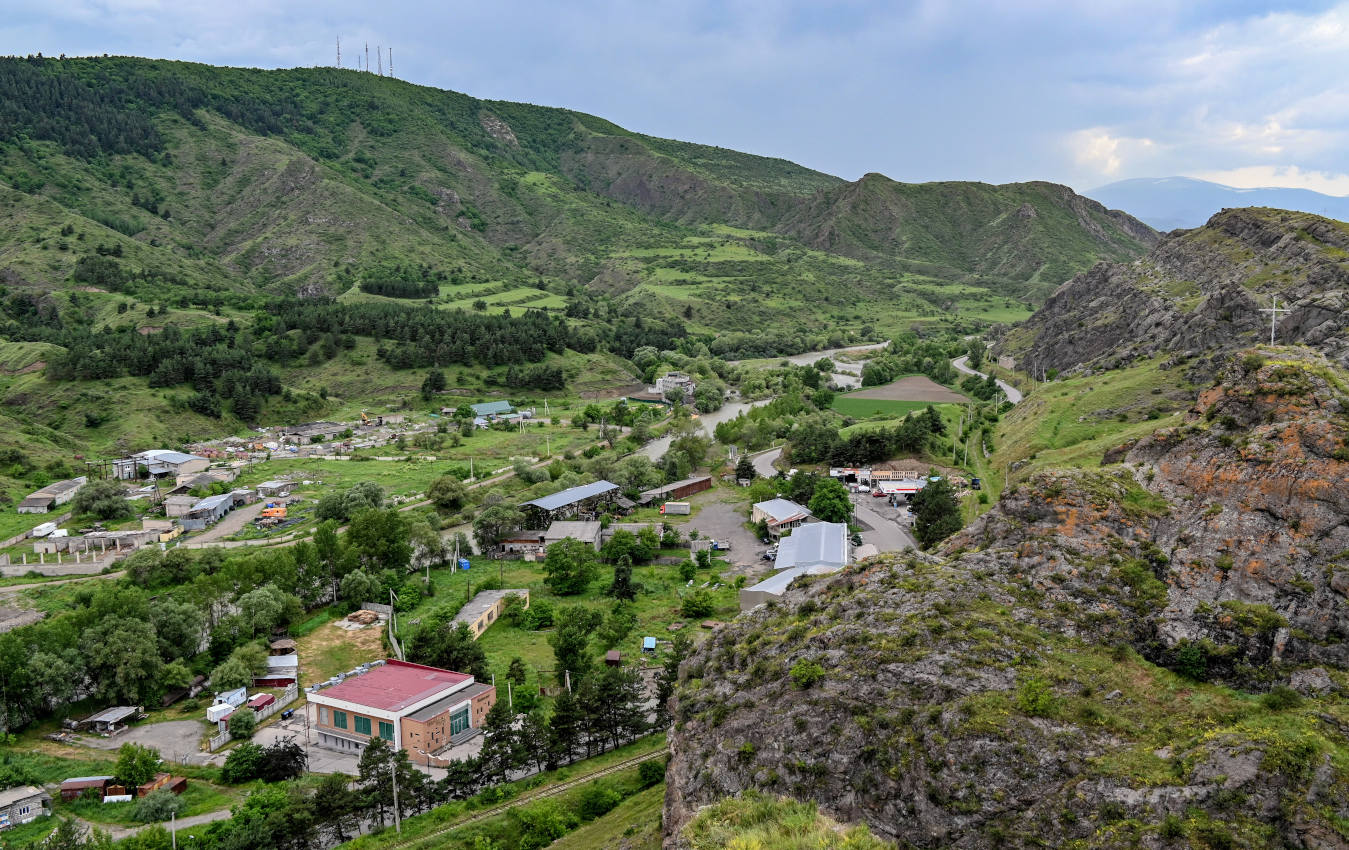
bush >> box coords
[681,590,714,618]
[1260,685,1304,712]
[638,758,667,788]
[227,708,257,739]
[221,742,265,783]
[132,788,183,823]
[1015,675,1057,717]
[576,781,624,820]
[789,659,825,689]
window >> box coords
[19,805,30,816]
[378,721,394,741]
[333,710,347,730]
[450,708,470,736]
[318,707,328,725]
[354,715,372,735]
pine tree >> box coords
[547,688,583,768]
[734,454,756,481]
[477,698,521,784]
[608,554,635,601]
[911,476,962,549]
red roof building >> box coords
[306,660,495,763]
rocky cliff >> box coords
[664,348,1349,849]
[1002,208,1349,379]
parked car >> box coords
[871,489,886,497]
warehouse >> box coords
[17,477,87,514]
[113,450,209,481]
[522,480,620,523]
[637,475,712,506]
[739,522,850,611]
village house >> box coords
[453,589,529,638]
[17,476,87,514]
[307,660,496,765]
[751,498,814,536]
[0,786,51,828]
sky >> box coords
[4,1,1349,195]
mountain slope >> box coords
[665,347,1349,849]
[1002,207,1349,378]
[0,57,1154,328]
[1090,177,1349,231]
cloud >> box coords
[1187,165,1349,196]
[1067,128,1159,177]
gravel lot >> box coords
[83,719,211,766]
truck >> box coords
[660,501,691,516]
[710,540,732,551]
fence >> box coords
[207,683,299,751]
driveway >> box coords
[850,494,917,554]
[82,720,210,766]
[682,495,763,571]
[186,502,266,546]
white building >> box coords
[739,522,850,611]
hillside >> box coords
[1090,177,1349,231]
[664,347,1349,848]
[1001,208,1349,379]
[0,57,1153,336]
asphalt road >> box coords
[952,355,1024,404]
[850,495,917,554]
[750,447,782,478]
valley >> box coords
[0,53,1345,850]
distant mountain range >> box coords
[1088,176,1349,231]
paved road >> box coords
[187,501,267,545]
[850,495,917,554]
[952,355,1023,404]
[750,447,782,478]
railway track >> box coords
[380,748,667,848]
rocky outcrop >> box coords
[664,349,1349,849]
[1005,208,1349,379]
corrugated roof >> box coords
[317,660,471,713]
[754,498,811,524]
[470,401,513,416]
[524,480,618,512]
[544,520,601,541]
[191,493,233,512]
[85,706,138,724]
[774,522,848,571]
[135,450,206,465]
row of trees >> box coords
[789,406,948,466]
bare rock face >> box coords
[663,349,1349,849]
[1006,208,1349,379]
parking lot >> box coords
[250,709,481,778]
[82,719,212,766]
[681,493,764,573]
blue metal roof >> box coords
[642,637,656,649]
[524,480,618,512]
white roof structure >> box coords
[754,498,811,524]
[134,450,206,465]
[773,522,849,571]
[525,480,618,512]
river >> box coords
[637,398,772,460]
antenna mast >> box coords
[365,43,369,74]
[389,48,393,78]
[336,36,341,68]
[377,46,383,76]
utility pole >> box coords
[389,761,401,834]
[1260,295,1291,345]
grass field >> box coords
[831,397,946,419]
[990,357,1195,480]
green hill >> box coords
[0,55,1159,452]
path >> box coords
[952,355,1023,404]
[379,749,667,849]
[78,807,234,841]
[185,501,267,545]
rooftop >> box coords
[639,475,712,499]
[406,681,494,723]
[26,477,87,499]
[317,660,471,713]
[134,450,206,465]
[471,401,514,416]
[0,786,47,807]
[754,498,811,524]
[452,589,528,627]
[85,706,138,725]
[524,480,618,512]
[190,493,233,513]
[743,564,840,597]
[774,522,849,571]
[545,520,601,541]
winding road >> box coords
[952,355,1024,404]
